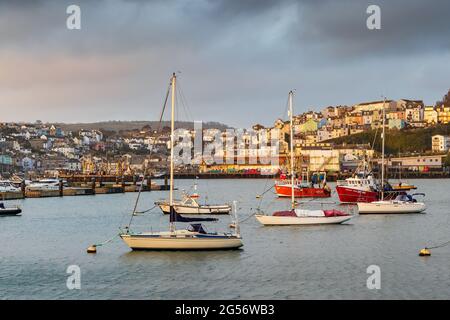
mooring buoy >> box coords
[87,245,97,254]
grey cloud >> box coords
[0,0,449,127]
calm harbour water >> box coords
[0,179,449,299]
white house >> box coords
[432,135,450,152]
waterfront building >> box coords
[296,119,319,133]
[424,106,438,125]
[436,105,450,124]
[353,100,396,112]
[432,135,450,152]
[374,155,445,172]
[388,119,406,130]
[317,128,333,142]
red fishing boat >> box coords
[275,172,331,198]
[336,174,378,203]
[275,182,331,198]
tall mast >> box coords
[169,73,176,231]
[381,97,386,201]
[289,90,295,210]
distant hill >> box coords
[328,123,450,155]
[55,120,232,133]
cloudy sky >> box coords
[1,0,450,127]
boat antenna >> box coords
[381,96,386,201]
[233,200,240,237]
[169,72,176,232]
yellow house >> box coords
[424,106,438,124]
[437,105,450,124]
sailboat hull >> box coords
[357,201,426,214]
[254,214,352,226]
[120,234,243,250]
[158,203,231,215]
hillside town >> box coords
[2,92,450,180]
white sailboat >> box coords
[120,73,243,250]
[357,199,426,214]
[255,90,352,226]
[357,98,426,214]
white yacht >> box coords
[255,90,352,226]
[119,73,243,250]
[358,194,426,214]
[0,180,21,192]
[26,178,61,191]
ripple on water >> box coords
[0,179,449,299]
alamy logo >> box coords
[366,5,381,30]
[66,5,81,30]
[171,122,280,167]
[66,265,81,290]
[366,265,381,289]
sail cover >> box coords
[273,210,296,217]
[169,208,218,223]
[294,209,325,217]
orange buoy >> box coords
[419,248,431,256]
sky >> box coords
[1,0,450,127]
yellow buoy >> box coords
[256,195,261,199]
[87,245,97,254]
[419,248,431,256]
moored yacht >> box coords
[356,98,426,214]
[358,200,426,214]
[0,180,21,192]
[255,90,352,226]
[120,73,243,251]
[26,178,62,191]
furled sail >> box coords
[169,208,218,223]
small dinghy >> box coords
[0,202,22,216]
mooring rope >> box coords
[92,233,121,248]
[425,239,450,250]
[134,204,158,215]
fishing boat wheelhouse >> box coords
[275,172,331,198]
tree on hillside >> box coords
[445,153,450,168]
